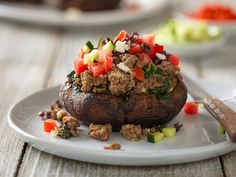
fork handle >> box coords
[204,98,236,142]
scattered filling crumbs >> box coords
[39,100,80,139]
[39,100,183,143]
[104,144,121,150]
[88,123,112,141]
[120,124,142,141]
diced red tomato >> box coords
[74,58,87,75]
[97,49,112,63]
[169,55,180,66]
[146,45,156,59]
[90,63,105,77]
[137,53,152,65]
[154,44,164,53]
[133,67,144,81]
[128,45,142,54]
[140,34,155,46]
[79,48,85,58]
[44,119,57,133]
[104,55,113,73]
[114,30,127,42]
[184,102,199,115]
[96,50,113,73]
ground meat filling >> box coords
[69,53,180,97]
[120,54,138,69]
[108,68,135,95]
[80,71,108,94]
[80,70,94,92]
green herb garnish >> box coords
[67,70,75,78]
[150,78,172,99]
[143,64,164,79]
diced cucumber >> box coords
[83,41,94,53]
[103,41,115,52]
[218,125,225,135]
[83,54,93,64]
[83,49,99,64]
[147,132,164,143]
[97,38,103,49]
[162,127,176,138]
[90,49,99,60]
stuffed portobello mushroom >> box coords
[60,30,187,131]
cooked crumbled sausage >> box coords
[159,61,179,77]
[62,116,80,137]
[80,70,94,92]
[80,71,108,93]
[51,100,62,111]
[93,74,107,86]
[121,54,138,69]
[134,82,146,94]
[108,68,135,95]
[143,75,164,90]
[120,124,142,141]
[135,75,164,93]
[88,124,112,141]
[73,77,82,87]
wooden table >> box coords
[1,17,236,177]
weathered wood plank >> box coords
[20,148,224,177]
[222,151,236,177]
[0,22,59,177]
[18,31,224,177]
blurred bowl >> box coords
[61,0,121,11]
[141,21,226,59]
[178,13,236,36]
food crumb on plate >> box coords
[104,143,121,150]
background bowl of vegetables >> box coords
[142,19,225,59]
[179,3,236,36]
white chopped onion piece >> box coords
[156,53,166,60]
[115,41,126,53]
[117,62,132,73]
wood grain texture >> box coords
[0,22,59,177]
[222,151,236,177]
[17,31,224,177]
[19,147,224,177]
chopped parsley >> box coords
[143,64,164,79]
[150,78,172,99]
[67,70,76,78]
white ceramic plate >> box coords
[7,83,236,166]
[0,0,169,27]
